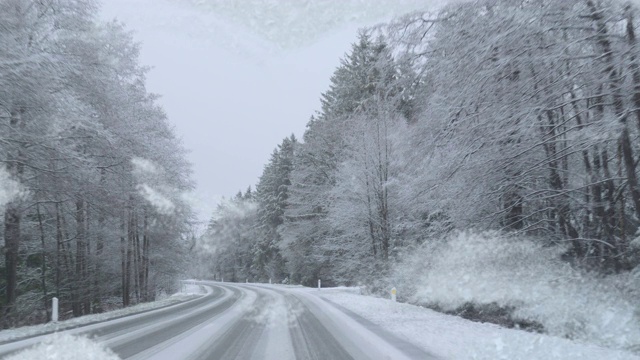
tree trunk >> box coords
[83,203,91,314]
[376,120,391,262]
[3,206,20,319]
[571,92,593,248]
[120,208,129,307]
[36,204,50,322]
[363,140,378,258]
[94,169,105,313]
[55,203,62,298]
[587,2,637,270]
[625,7,640,133]
[73,197,85,317]
[125,208,134,307]
[142,208,150,302]
[59,203,74,287]
[3,108,25,319]
[133,211,140,304]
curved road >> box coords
[0,282,437,359]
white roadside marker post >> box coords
[52,297,59,322]
[246,278,248,283]
[391,287,397,302]
[269,278,272,284]
[318,279,321,290]
[221,277,224,282]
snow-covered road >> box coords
[0,282,436,359]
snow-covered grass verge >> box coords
[393,231,640,353]
[318,289,640,360]
[5,333,120,360]
[0,283,205,344]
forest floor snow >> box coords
[307,287,640,360]
[0,283,205,344]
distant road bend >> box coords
[0,282,437,359]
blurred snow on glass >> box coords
[131,157,160,176]
[172,0,435,50]
[0,167,22,207]
[137,184,176,215]
[132,157,176,215]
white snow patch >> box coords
[315,289,640,360]
[130,157,176,215]
[131,157,160,175]
[0,167,23,207]
[137,183,175,215]
[5,333,120,360]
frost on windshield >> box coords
[174,0,434,49]
[0,167,22,208]
[132,157,177,216]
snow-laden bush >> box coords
[396,231,640,352]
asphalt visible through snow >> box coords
[0,282,439,360]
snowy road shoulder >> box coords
[0,282,208,346]
[308,288,640,360]
[4,333,120,360]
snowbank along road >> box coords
[0,282,438,359]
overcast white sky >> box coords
[99,0,435,222]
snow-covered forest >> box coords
[199,0,640,352]
[0,0,194,327]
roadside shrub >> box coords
[395,231,640,352]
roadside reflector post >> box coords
[52,297,59,322]
[221,277,224,282]
[269,278,272,284]
[318,279,321,290]
[391,287,397,302]
[246,278,248,283]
